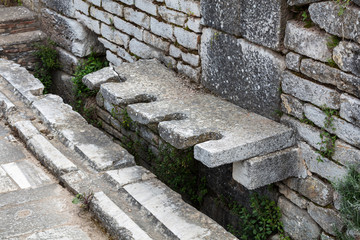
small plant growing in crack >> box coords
[72,191,94,210]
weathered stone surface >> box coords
[201,28,286,119]
[201,0,287,50]
[51,71,76,105]
[284,21,332,62]
[340,93,360,127]
[355,0,360,6]
[56,47,80,75]
[281,115,322,150]
[14,120,39,142]
[308,202,344,235]
[105,166,155,188]
[0,167,18,193]
[0,59,44,104]
[300,58,360,97]
[233,147,306,190]
[284,176,333,207]
[278,183,308,209]
[0,91,16,114]
[82,67,120,90]
[0,6,36,24]
[333,41,360,77]
[32,94,135,171]
[282,71,340,109]
[304,104,360,147]
[278,196,321,240]
[333,139,360,167]
[100,60,294,168]
[27,226,91,240]
[40,0,75,17]
[309,2,360,44]
[27,134,78,176]
[299,141,347,181]
[321,232,336,240]
[281,94,304,119]
[91,191,152,240]
[124,178,237,239]
[40,8,103,57]
[287,0,321,6]
[286,52,302,72]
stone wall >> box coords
[18,0,360,239]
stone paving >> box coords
[0,120,109,239]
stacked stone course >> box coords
[14,0,360,239]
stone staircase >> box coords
[86,60,307,190]
[0,58,236,239]
[0,6,45,70]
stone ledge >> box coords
[0,6,36,24]
[100,59,295,168]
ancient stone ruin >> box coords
[1,0,360,239]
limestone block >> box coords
[333,139,360,167]
[304,104,360,148]
[300,58,360,97]
[74,0,89,15]
[129,39,160,59]
[174,27,199,50]
[278,183,308,209]
[143,31,170,51]
[124,7,150,29]
[201,0,287,50]
[150,17,174,41]
[114,16,143,40]
[287,0,321,6]
[0,92,16,114]
[106,50,123,66]
[284,21,332,62]
[201,28,286,120]
[281,94,304,120]
[333,41,360,77]
[41,8,103,57]
[308,202,344,235]
[105,166,155,188]
[135,0,157,16]
[90,6,113,25]
[176,62,200,81]
[101,23,130,48]
[14,120,39,142]
[286,52,302,72]
[309,1,360,44]
[186,17,201,33]
[165,0,200,17]
[75,11,100,34]
[102,0,123,16]
[284,176,333,207]
[340,93,360,127]
[82,67,120,90]
[278,196,321,240]
[41,0,75,17]
[282,71,340,109]
[233,147,306,190]
[158,6,187,26]
[299,141,347,182]
[56,47,80,74]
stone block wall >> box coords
[18,0,360,239]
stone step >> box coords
[104,166,236,240]
[0,6,38,35]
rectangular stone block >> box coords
[90,6,113,25]
[74,0,90,15]
[333,139,360,167]
[284,20,332,62]
[101,23,130,47]
[174,27,199,50]
[158,6,187,26]
[102,0,123,16]
[201,28,286,119]
[114,16,143,40]
[165,0,200,17]
[150,17,174,41]
[281,94,304,120]
[201,0,287,50]
[340,93,360,127]
[135,0,157,16]
[41,0,75,17]
[75,11,100,34]
[143,30,170,51]
[124,7,150,29]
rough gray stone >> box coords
[201,28,286,120]
[333,139,360,167]
[286,52,302,72]
[101,60,294,168]
[26,226,91,240]
[340,93,360,127]
[281,94,304,119]
[40,0,75,17]
[51,71,76,105]
[105,166,155,188]
[304,104,360,148]
[284,21,332,62]
[299,141,347,182]
[278,196,321,240]
[300,58,360,97]
[282,71,340,109]
[287,0,321,6]
[233,147,306,190]
[27,134,78,176]
[14,120,39,142]
[40,8,104,57]
[281,115,322,150]
[333,41,360,77]
[91,191,152,240]
[0,167,19,193]
[309,2,360,44]
[308,202,344,235]
[82,67,120,90]
[321,232,336,240]
[284,176,333,207]
[201,0,287,50]
[278,183,308,209]
[0,91,16,114]
[0,6,36,23]
[355,0,360,6]
[0,59,44,104]
[56,47,80,75]
[124,178,237,239]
